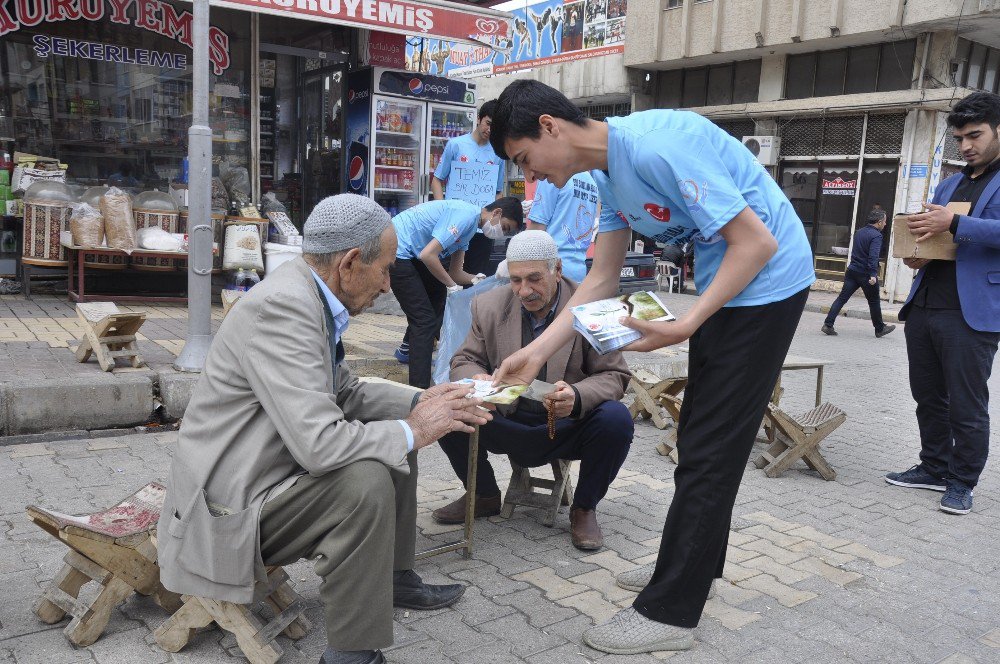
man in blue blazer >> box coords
[886,92,1000,515]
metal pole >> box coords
[174,0,214,372]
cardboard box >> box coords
[891,213,957,261]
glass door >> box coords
[300,67,345,222]
[427,104,475,201]
[815,163,858,255]
[373,96,423,214]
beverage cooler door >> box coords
[373,96,424,215]
[427,105,477,201]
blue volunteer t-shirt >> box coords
[434,133,506,194]
[528,173,599,283]
[393,200,481,260]
[594,110,815,306]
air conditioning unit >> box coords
[741,135,781,166]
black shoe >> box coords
[875,324,896,338]
[821,324,837,336]
[393,569,465,610]
[319,648,384,664]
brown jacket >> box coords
[450,277,631,416]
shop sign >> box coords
[821,177,856,196]
[33,34,188,69]
[0,0,232,75]
[210,0,510,44]
[365,30,406,68]
[406,0,626,79]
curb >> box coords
[804,302,901,323]
[0,357,410,438]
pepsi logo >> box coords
[348,156,366,191]
[408,78,424,94]
[347,88,369,104]
[348,89,355,103]
[644,204,671,222]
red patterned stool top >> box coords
[29,482,165,538]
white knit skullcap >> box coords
[506,229,559,263]
[303,194,391,254]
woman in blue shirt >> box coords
[489,80,815,654]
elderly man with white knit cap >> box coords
[433,230,634,550]
[158,194,493,664]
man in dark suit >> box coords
[821,208,896,337]
[885,92,1000,515]
[432,230,633,550]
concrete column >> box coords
[758,54,785,102]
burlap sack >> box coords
[69,202,104,248]
[100,187,137,252]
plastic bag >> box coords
[260,192,287,215]
[210,176,229,211]
[222,167,253,207]
[432,275,507,385]
[138,227,183,251]
[223,223,264,271]
[100,187,137,253]
[69,202,104,248]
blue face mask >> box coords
[482,218,505,240]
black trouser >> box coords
[634,288,808,628]
[824,268,886,331]
[463,232,495,276]
[389,258,447,388]
[904,306,999,490]
[439,401,633,510]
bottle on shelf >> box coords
[229,200,239,216]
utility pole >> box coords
[174,0,214,372]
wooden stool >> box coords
[27,482,181,647]
[754,402,846,480]
[153,566,311,664]
[500,460,575,527]
[627,369,686,431]
[74,302,146,372]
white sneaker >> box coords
[616,563,717,599]
[583,607,694,654]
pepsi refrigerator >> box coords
[343,67,479,216]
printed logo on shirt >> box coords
[460,155,469,162]
[678,179,708,214]
[616,210,630,226]
[644,203,671,222]
[448,225,461,244]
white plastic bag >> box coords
[223,223,264,271]
[138,227,183,251]
[432,276,506,385]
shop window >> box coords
[983,49,1000,93]
[2,9,251,190]
[706,64,734,106]
[657,70,683,109]
[877,40,916,91]
[966,43,988,90]
[952,39,1000,92]
[667,0,683,8]
[681,68,708,108]
[785,53,816,100]
[733,60,761,103]
[953,39,971,87]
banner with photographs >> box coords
[404,0,625,79]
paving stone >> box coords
[553,590,619,625]
[566,569,633,603]
[578,550,639,576]
[477,612,565,657]
[739,573,818,608]
[979,627,1000,648]
[743,554,813,585]
[701,598,761,630]
[511,568,589,601]
[835,541,906,568]
[790,556,863,587]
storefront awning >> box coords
[205,0,511,48]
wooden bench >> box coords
[500,460,575,527]
[74,302,146,372]
[754,402,846,480]
[153,566,311,664]
[27,482,181,647]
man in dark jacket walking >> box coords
[821,209,896,337]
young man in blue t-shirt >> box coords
[526,172,599,284]
[390,197,522,389]
[489,80,815,654]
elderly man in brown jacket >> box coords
[158,195,492,664]
[433,230,633,550]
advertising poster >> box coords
[405,0,626,79]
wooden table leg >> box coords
[462,425,480,559]
[816,366,824,407]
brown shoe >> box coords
[570,506,604,551]
[432,493,502,524]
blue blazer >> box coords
[899,171,1000,332]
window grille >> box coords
[579,102,632,120]
[864,114,906,154]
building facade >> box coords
[479,0,1000,301]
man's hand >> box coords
[904,257,930,270]
[907,203,953,242]
[619,317,698,352]
[868,276,877,286]
[543,381,575,419]
[492,347,545,387]
[406,385,492,450]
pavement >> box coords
[1,291,998,663]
